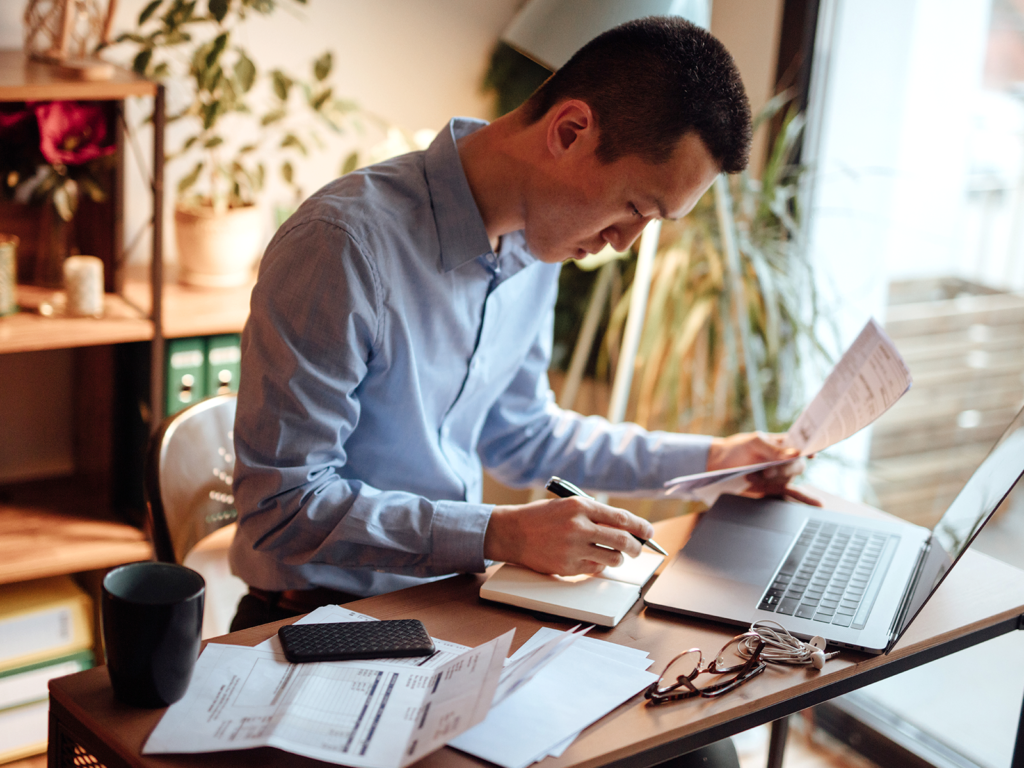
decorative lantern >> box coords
[23,0,116,78]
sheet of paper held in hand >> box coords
[141,610,519,768]
[664,318,912,501]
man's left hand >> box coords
[707,432,821,506]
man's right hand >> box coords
[483,496,654,576]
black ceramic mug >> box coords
[102,561,205,708]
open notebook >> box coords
[480,550,665,627]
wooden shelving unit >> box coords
[0,52,163,628]
[0,285,153,353]
[122,274,253,339]
[0,49,254,765]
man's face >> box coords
[523,131,720,264]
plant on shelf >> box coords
[0,101,116,287]
[109,0,369,287]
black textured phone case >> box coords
[277,620,435,663]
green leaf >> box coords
[271,69,292,101]
[79,175,107,203]
[310,87,332,111]
[260,108,285,126]
[182,134,200,150]
[152,62,170,79]
[281,161,293,184]
[209,0,230,22]
[52,181,77,222]
[201,100,223,130]
[340,151,358,175]
[204,136,225,148]
[280,133,307,155]
[140,0,163,25]
[177,161,203,194]
[238,144,257,154]
[313,51,332,82]
[132,49,153,75]
[205,32,229,69]
[234,52,256,93]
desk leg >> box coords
[766,717,789,768]
[1013,684,1024,768]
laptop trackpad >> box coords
[679,518,794,586]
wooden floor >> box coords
[737,715,881,768]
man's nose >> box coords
[602,218,651,252]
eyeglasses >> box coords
[644,632,768,704]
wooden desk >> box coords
[48,499,1024,768]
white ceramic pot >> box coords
[174,204,263,288]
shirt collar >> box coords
[424,118,495,272]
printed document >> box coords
[143,626,511,768]
[450,627,657,768]
[665,318,912,501]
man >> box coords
[229,16,807,631]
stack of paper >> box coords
[450,627,657,768]
[143,607,512,768]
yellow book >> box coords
[0,699,49,763]
[0,576,92,674]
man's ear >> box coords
[545,100,595,159]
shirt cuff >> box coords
[646,432,715,485]
[431,500,492,574]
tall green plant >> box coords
[111,0,365,212]
[599,95,832,436]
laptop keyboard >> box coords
[757,521,896,629]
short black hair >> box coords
[521,16,751,173]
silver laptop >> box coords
[644,404,1024,654]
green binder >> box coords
[165,337,207,415]
[206,334,242,396]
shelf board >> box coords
[0,285,152,354]
[123,275,253,338]
[0,50,156,101]
[0,504,152,585]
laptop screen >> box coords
[890,404,1024,650]
[932,405,1024,563]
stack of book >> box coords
[0,576,94,764]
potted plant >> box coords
[111,0,366,287]
[0,100,117,287]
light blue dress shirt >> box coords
[230,118,712,596]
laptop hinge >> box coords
[885,540,930,653]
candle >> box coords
[63,255,104,317]
[0,235,17,316]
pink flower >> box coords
[34,101,115,166]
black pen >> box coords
[544,476,669,557]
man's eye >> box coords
[630,204,642,217]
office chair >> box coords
[145,393,239,564]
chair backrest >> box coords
[145,394,238,564]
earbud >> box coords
[740,621,840,670]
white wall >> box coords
[712,0,786,174]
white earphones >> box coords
[736,620,839,671]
